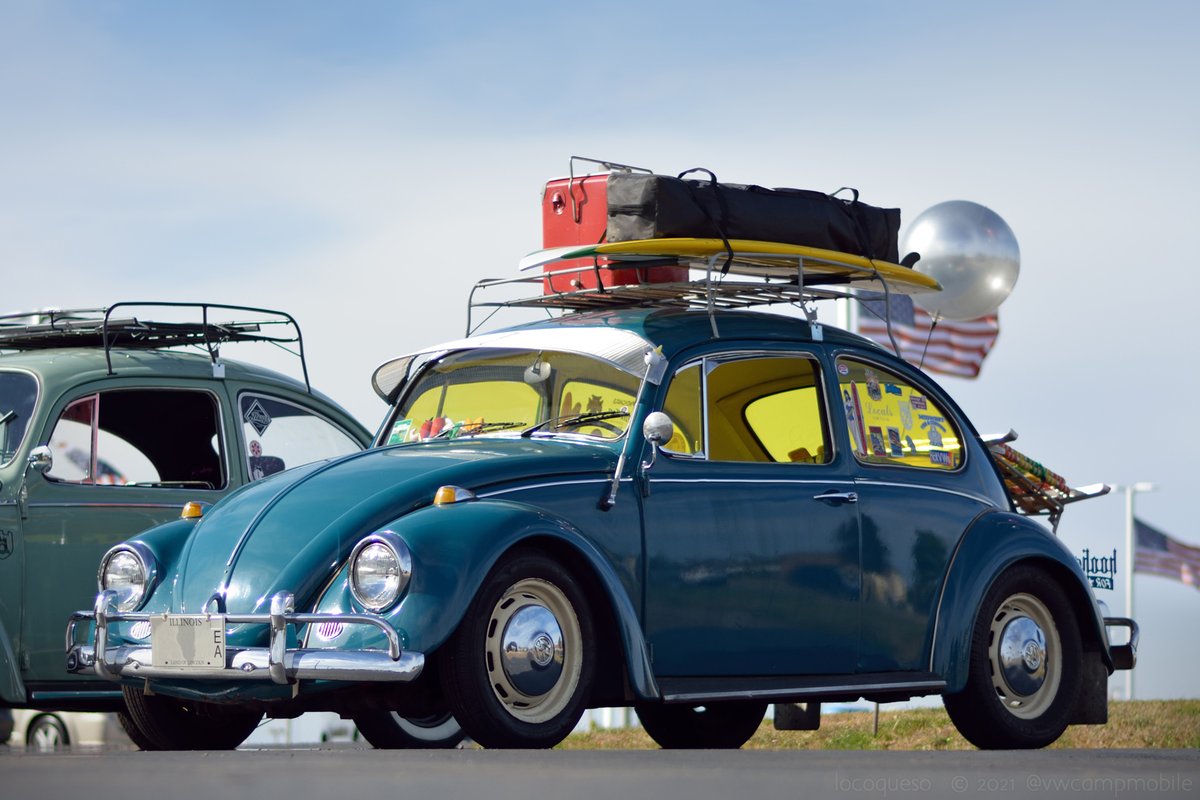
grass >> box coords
[557,700,1200,750]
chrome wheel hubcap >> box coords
[988,592,1061,719]
[485,577,580,724]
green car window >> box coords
[0,371,38,465]
[45,389,226,489]
[239,394,362,481]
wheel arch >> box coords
[322,498,659,701]
[931,511,1110,693]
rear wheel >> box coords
[636,702,766,749]
[943,565,1082,749]
[440,549,595,748]
[352,710,465,749]
[119,686,262,751]
[26,714,70,750]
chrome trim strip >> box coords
[662,679,947,703]
[479,478,616,498]
[647,478,857,486]
[27,502,197,509]
[852,479,997,508]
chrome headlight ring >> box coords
[349,531,412,613]
[96,541,158,613]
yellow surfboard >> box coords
[520,238,941,295]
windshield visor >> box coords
[0,371,38,465]
[383,349,640,444]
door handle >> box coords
[812,490,858,505]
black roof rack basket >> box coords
[0,301,311,392]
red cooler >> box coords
[541,173,688,294]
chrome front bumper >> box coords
[65,590,423,686]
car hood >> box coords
[171,438,617,615]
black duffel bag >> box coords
[606,169,900,264]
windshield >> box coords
[0,371,38,465]
[384,349,640,444]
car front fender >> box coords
[930,510,1111,693]
[313,497,659,700]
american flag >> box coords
[857,294,999,378]
[1135,518,1200,590]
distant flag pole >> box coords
[1120,482,1156,701]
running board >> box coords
[656,672,945,704]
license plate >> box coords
[151,614,226,669]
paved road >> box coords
[1,744,1196,799]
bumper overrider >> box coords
[1103,616,1139,670]
[65,589,424,686]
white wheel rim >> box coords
[485,577,582,724]
[987,592,1062,719]
[389,711,462,742]
[30,720,65,750]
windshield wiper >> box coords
[520,409,630,438]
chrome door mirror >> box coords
[28,445,53,474]
[641,412,674,471]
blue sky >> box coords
[2,1,1198,701]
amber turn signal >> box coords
[180,501,205,519]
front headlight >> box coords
[349,532,412,612]
[97,543,157,612]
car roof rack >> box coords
[981,431,1110,532]
[0,301,311,392]
[466,239,941,341]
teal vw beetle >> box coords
[65,249,1136,751]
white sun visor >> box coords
[371,326,666,402]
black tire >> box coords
[440,548,595,748]
[635,702,766,749]
[943,564,1082,749]
[119,686,262,751]
[352,710,465,749]
[26,714,70,750]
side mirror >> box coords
[641,412,674,471]
[28,445,53,474]
[642,412,674,446]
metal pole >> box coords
[1124,485,1134,702]
[1120,481,1155,701]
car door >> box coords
[19,383,230,684]
[831,354,996,673]
[641,350,861,677]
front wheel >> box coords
[635,702,766,749]
[440,549,595,748]
[119,686,262,751]
[943,565,1082,749]
[352,710,465,749]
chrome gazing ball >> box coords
[903,201,1020,320]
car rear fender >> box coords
[315,497,659,700]
[930,510,1111,693]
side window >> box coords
[46,390,225,488]
[240,394,361,480]
[660,355,829,463]
[835,357,962,470]
[660,363,702,455]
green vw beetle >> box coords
[65,292,1137,750]
[0,304,371,735]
